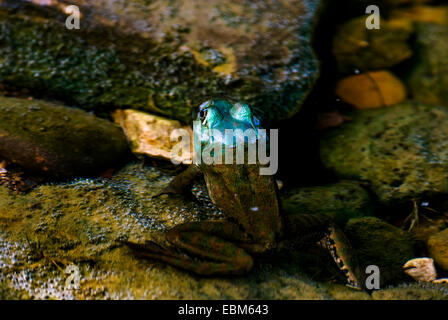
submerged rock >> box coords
[335,71,407,109]
[0,162,346,299]
[406,23,448,108]
[428,229,448,271]
[320,102,448,204]
[280,181,373,225]
[332,17,413,74]
[0,96,128,178]
[0,0,323,124]
[345,217,415,286]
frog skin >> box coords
[124,99,363,289]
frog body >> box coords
[125,99,362,288]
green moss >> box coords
[345,217,415,286]
[320,102,448,204]
[280,181,373,225]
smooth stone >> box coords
[345,217,415,286]
[0,96,128,178]
[335,71,406,109]
[332,17,413,74]
[406,23,448,108]
[280,181,373,225]
[428,229,448,271]
[0,0,323,124]
[320,102,448,204]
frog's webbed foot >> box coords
[323,225,363,289]
[152,165,201,199]
[124,221,254,276]
[284,214,363,289]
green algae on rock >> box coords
[0,0,322,124]
[428,228,448,271]
[0,162,345,300]
[345,217,415,286]
[280,181,373,225]
[0,96,128,178]
[320,102,448,205]
[406,23,448,108]
[332,16,413,74]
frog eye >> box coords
[199,108,208,125]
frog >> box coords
[124,99,363,289]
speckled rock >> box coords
[320,102,448,205]
[406,23,448,108]
[0,0,323,124]
[280,181,373,225]
[345,217,415,286]
[428,229,448,271]
[332,16,413,74]
[0,96,128,178]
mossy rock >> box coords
[320,102,448,205]
[332,16,412,74]
[0,96,128,177]
[0,0,323,124]
[406,23,448,108]
[345,217,415,286]
[0,162,361,300]
[280,181,373,225]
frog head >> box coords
[194,99,261,154]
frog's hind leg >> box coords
[124,220,254,276]
[284,214,363,289]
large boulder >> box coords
[0,96,128,177]
[0,0,323,124]
[320,102,448,205]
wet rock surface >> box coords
[0,96,128,178]
[0,162,356,299]
[280,181,373,225]
[345,217,415,286]
[0,0,322,124]
[320,102,448,205]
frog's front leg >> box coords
[153,165,201,198]
[124,220,254,275]
[284,213,363,289]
